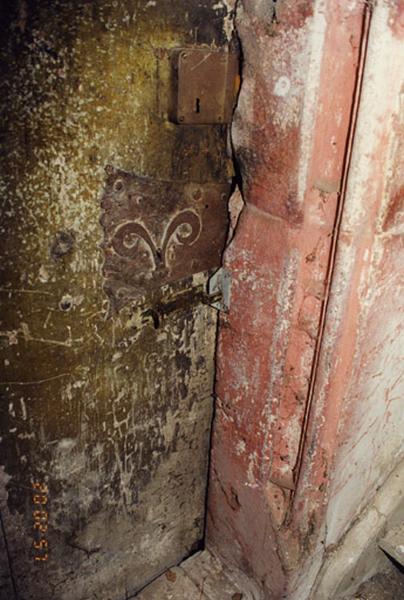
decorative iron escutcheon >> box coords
[100,166,229,312]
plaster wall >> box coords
[207,0,404,598]
[320,0,404,546]
[299,3,404,596]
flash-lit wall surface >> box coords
[0,2,234,598]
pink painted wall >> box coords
[207,1,404,598]
[310,0,404,549]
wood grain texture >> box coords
[136,550,259,600]
[0,1,234,598]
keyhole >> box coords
[195,97,201,114]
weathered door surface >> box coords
[0,2,236,598]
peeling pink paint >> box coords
[388,0,404,38]
[293,0,404,556]
[205,0,394,597]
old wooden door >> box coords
[0,2,236,598]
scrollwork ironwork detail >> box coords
[111,210,202,271]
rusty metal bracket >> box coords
[169,48,239,125]
[207,267,231,312]
[100,166,229,313]
[124,283,224,332]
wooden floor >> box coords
[134,550,404,599]
[134,550,262,599]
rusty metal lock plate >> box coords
[171,48,239,125]
[100,167,229,312]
